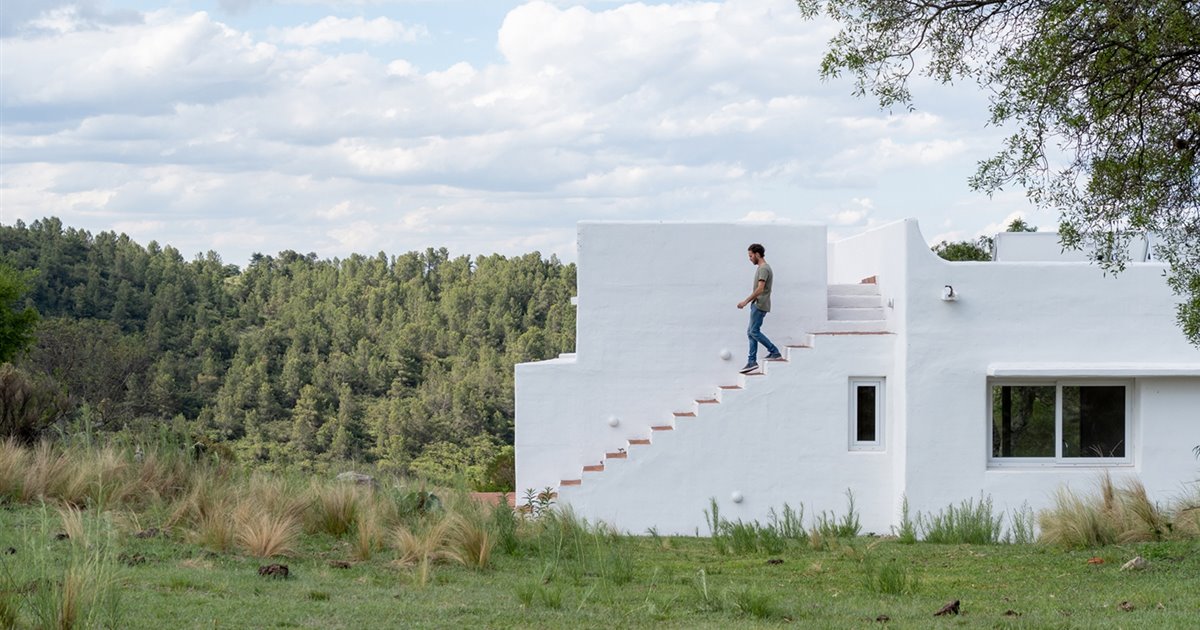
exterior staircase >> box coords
[555,277,891,493]
[557,344,807,488]
[821,277,887,333]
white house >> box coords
[514,219,1200,535]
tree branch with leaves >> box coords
[799,0,1200,343]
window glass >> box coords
[856,385,876,442]
[991,385,1056,457]
[1063,385,1126,458]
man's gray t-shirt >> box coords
[753,263,773,312]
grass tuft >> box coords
[58,505,88,547]
[352,501,385,561]
[393,516,458,586]
[307,480,362,537]
[448,515,494,570]
[812,489,861,543]
[918,494,1004,544]
[1007,502,1036,544]
[489,495,523,556]
[235,508,302,558]
[0,438,28,504]
[727,586,785,620]
[895,495,917,544]
[1039,475,1174,548]
[21,505,125,629]
[862,557,920,595]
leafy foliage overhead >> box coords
[799,0,1200,343]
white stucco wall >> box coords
[993,231,1150,262]
[558,334,897,535]
[828,220,913,525]
[516,222,828,496]
[516,219,1200,535]
[900,223,1200,523]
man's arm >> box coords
[738,279,766,309]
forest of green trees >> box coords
[0,218,577,491]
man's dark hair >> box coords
[748,243,765,256]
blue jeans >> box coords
[747,303,779,363]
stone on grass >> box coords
[934,600,960,616]
[1119,601,1134,612]
[1120,556,1148,571]
[335,471,376,487]
[258,564,290,579]
[120,553,147,566]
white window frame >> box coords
[849,378,885,451]
[987,379,1133,468]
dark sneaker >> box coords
[765,352,784,361]
[739,362,759,374]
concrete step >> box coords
[828,283,879,296]
[828,294,881,308]
[828,306,885,321]
[813,321,891,333]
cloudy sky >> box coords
[1,0,1044,266]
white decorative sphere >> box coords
[731,491,744,503]
[607,415,620,427]
[719,349,732,361]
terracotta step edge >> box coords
[719,385,742,390]
[628,439,651,445]
[605,451,627,459]
[695,399,719,404]
[673,411,697,417]
[560,479,581,486]
[650,425,674,431]
[583,464,604,471]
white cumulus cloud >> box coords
[271,16,427,47]
[0,0,1020,265]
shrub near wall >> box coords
[1039,475,1199,548]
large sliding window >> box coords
[990,381,1130,465]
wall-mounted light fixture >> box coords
[607,415,620,428]
[941,285,957,301]
[730,491,744,504]
[719,349,732,361]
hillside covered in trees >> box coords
[0,218,577,490]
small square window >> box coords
[850,378,884,451]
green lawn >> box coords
[2,504,1198,629]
